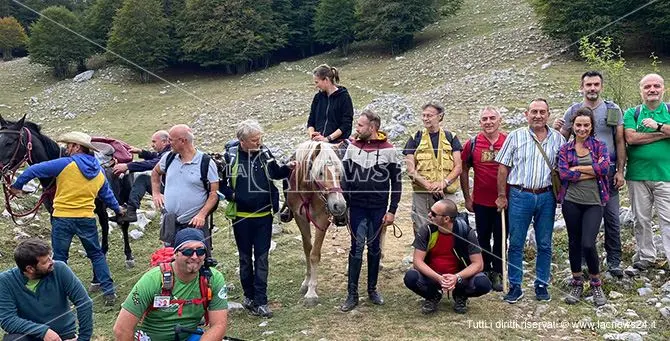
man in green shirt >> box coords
[623,73,670,272]
[113,228,228,341]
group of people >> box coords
[1,65,669,340]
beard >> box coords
[34,266,54,279]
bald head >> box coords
[639,73,665,105]
[169,124,193,143]
[435,199,458,217]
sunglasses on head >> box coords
[179,247,207,257]
[429,209,452,218]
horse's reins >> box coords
[0,127,56,224]
[293,169,343,231]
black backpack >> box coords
[465,136,476,168]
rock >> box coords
[647,298,659,305]
[541,62,552,70]
[660,307,670,319]
[609,291,624,299]
[227,301,244,312]
[63,111,76,120]
[30,96,38,104]
[638,287,653,296]
[131,212,150,230]
[603,332,643,341]
[596,304,618,318]
[624,266,640,277]
[73,70,94,83]
[261,331,274,336]
[534,304,549,317]
[395,56,405,61]
[129,229,144,240]
[272,224,282,235]
[159,90,167,95]
[269,240,276,253]
[143,210,158,220]
[259,321,269,327]
[661,280,670,293]
[624,309,639,318]
[620,207,634,227]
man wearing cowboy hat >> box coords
[10,131,124,306]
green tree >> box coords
[356,0,461,53]
[578,36,634,108]
[83,0,123,50]
[0,16,28,60]
[107,0,171,82]
[28,6,90,78]
[9,0,85,29]
[180,0,287,71]
[313,0,355,55]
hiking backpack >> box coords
[464,136,477,168]
[143,247,213,325]
[632,102,670,123]
[164,152,219,213]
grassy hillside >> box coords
[1,0,670,339]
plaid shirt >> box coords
[557,136,610,205]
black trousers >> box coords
[128,173,152,209]
[473,204,508,274]
[403,268,491,299]
[562,200,603,275]
[233,215,273,305]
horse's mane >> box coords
[8,120,63,160]
[295,141,343,183]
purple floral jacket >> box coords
[557,136,610,205]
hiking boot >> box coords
[590,279,607,307]
[103,293,117,306]
[564,278,583,305]
[490,272,503,292]
[122,206,138,223]
[633,260,651,271]
[421,296,441,315]
[88,282,101,293]
[368,291,384,306]
[242,297,255,312]
[608,266,624,278]
[503,284,523,304]
[279,204,293,223]
[535,284,551,302]
[252,304,273,318]
[453,295,468,314]
[340,294,359,312]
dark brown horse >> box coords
[0,115,135,267]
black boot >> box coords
[122,206,138,223]
[367,252,384,305]
[341,256,362,312]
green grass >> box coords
[2,0,670,339]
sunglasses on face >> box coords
[179,248,207,257]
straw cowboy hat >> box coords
[57,132,99,152]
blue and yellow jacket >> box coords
[12,153,120,217]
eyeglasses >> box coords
[179,248,206,257]
[429,209,451,218]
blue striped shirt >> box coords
[495,126,566,189]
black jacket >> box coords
[307,86,354,142]
[219,147,290,214]
[127,145,172,172]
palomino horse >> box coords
[0,115,135,267]
[286,141,347,306]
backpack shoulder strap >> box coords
[199,273,212,325]
[200,153,212,192]
[466,136,476,167]
[165,152,177,171]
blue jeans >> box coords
[507,187,556,287]
[51,217,115,295]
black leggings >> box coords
[562,200,604,275]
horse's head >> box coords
[297,141,347,217]
[0,114,28,174]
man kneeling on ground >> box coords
[404,199,491,314]
[113,228,228,341]
[0,239,93,341]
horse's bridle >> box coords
[0,127,33,178]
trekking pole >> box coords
[501,208,508,293]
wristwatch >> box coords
[456,274,463,284]
[326,135,333,142]
[657,123,664,132]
